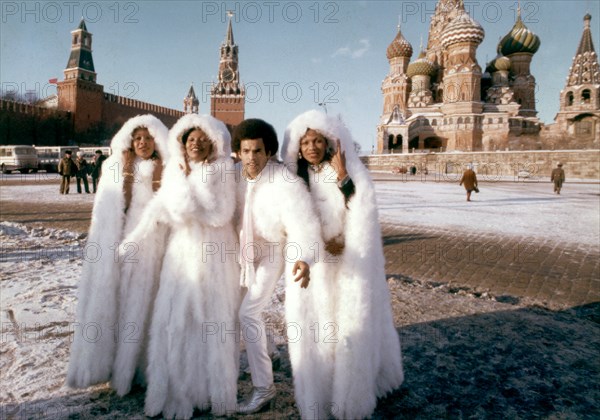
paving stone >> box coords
[382,222,599,308]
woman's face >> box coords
[132,128,156,160]
[300,129,328,165]
[185,128,213,163]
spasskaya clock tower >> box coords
[210,13,245,128]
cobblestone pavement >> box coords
[382,222,600,309]
[1,181,598,309]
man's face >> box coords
[238,138,270,179]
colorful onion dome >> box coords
[498,12,540,55]
[387,27,413,60]
[407,51,435,77]
[486,54,511,73]
[440,11,485,48]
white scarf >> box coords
[239,179,257,288]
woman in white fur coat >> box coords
[123,114,240,418]
[281,110,404,419]
[67,114,169,395]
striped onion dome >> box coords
[386,27,414,60]
[486,54,511,73]
[498,13,540,55]
[407,51,436,77]
[440,12,485,48]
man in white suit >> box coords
[233,118,322,414]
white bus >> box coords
[0,145,39,174]
[79,146,112,162]
[35,146,80,172]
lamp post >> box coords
[318,102,328,114]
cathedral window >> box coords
[457,117,463,124]
[567,92,574,106]
[581,89,591,104]
[465,117,471,124]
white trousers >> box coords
[239,255,284,388]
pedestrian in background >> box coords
[74,151,90,194]
[58,150,77,194]
[459,164,478,202]
[91,149,107,193]
[551,162,565,194]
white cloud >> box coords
[311,57,323,64]
[332,39,370,59]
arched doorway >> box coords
[388,134,403,152]
[424,137,442,149]
[409,137,419,151]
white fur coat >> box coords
[124,114,241,419]
[282,110,404,419]
[67,115,169,391]
[234,160,323,271]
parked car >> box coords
[0,145,39,174]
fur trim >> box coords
[109,114,170,160]
[119,125,241,418]
[168,114,232,167]
[236,161,323,266]
[282,110,404,419]
[66,115,169,390]
[281,109,361,171]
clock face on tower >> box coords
[222,67,234,82]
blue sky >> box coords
[2,1,599,153]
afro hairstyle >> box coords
[232,118,278,156]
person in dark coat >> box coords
[58,150,77,194]
[551,162,566,194]
[91,150,107,193]
[75,151,90,193]
[459,165,478,202]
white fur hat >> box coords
[168,114,232,165]
[282,110,360,167]
[109,114,169,160]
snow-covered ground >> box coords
[1,176,599,416]
[3,175,599,247]
[373,175,600,247]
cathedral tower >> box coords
[425,0,466,99]
[57,18,104,134]
[377,25,413,153]
[498,7,540,117]
[210,16,245,127]
[554,13,600,145]
[440,11,485,150]
[184,84,199,114]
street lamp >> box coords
[318,103,328,114]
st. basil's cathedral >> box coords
[377,0,599,154]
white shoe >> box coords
[238,385,276,414]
